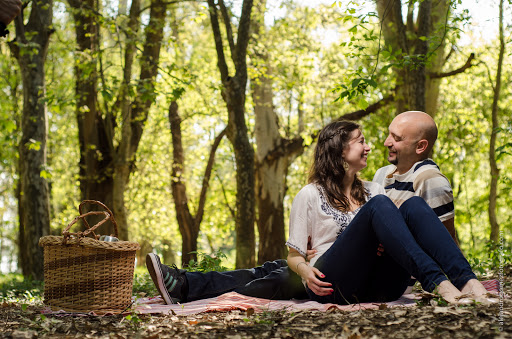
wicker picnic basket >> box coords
[39,200,140,314]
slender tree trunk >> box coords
[226,80,256,268]
[169,101,198,265]
[169,100,227,266]
[10,0,53,280]
[489,0,504,242]
[207,0,256,268]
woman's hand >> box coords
[299,265,333,296]
[377,243,385,256]
[288,247,331,296]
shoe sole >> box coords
[146,253,173,304]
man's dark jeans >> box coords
[308,195,476,305]
[185,259,308,302]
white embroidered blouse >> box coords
[285,181,385,268]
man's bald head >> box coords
[394,111,438,157]
[384,111,438,174]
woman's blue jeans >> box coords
[308,195,476,305]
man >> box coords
[147,110,457,304]
[372,111,457,293]
[373,111,457,243]
[0,0,22,37]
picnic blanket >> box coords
[40,279,500,316]
[133,279,501,316]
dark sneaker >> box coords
[146,253,187,304]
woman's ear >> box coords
[416,139,429,155]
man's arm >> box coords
[442,217,459,245]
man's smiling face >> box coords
[384,115,421,174]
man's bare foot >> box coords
[437,280,472,304]
[461,279,496,298]
[475,295,500,305]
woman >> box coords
[286,120,493,305]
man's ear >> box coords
[416,139,428,155]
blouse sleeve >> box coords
[365,180,386,198]
[285,185,313,258]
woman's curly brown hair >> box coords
[308,120,369,211]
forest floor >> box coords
[1,266,511,339]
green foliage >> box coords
[496,126,512,160]
[132,270,158,297]
[0,0,510,275]
[467,241,512,277]
[185,250,229,272]
[0,274,44,303]
[124,312,146,331]
[332,74,378,109]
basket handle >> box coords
[78,200,119,238]
[62,211,111,244]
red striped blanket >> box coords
[134,279,500,316]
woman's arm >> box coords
[287,247,332,296]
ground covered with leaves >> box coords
[1,267,511,338]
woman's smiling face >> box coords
[342,129,371,172]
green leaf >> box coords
[26,139,41,151]
[357,98,369,110]
[366,78,378,88]
[40,170,52,179]
[101,89,113,102]
[351,78,362,89]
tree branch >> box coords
[392,0,409,54]
[219,0,236,60]
[263,136,304,164]
[216,173,236,219]
[406,0,414,33]
[207,0,229,80]
[335,93,394,121]
[195,127,227,226]
[444,44,455,63]
[234,0,253,73]
[428,53,475,79]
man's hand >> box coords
[0,0,22,26]
[306,236,317,261]
[306,249,317,261]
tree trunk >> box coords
[489,0,504,242]
[169,101,198,266]
[207,0,256,268]
[67,0,115,233]
[250,0,304,263]
[112,0,166,241]
[425,0,450,117]
[10,0,53,280]
[168,97,227,266]
[227,81,256,268]
[68,0,166,239]
[376,0,446,115]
